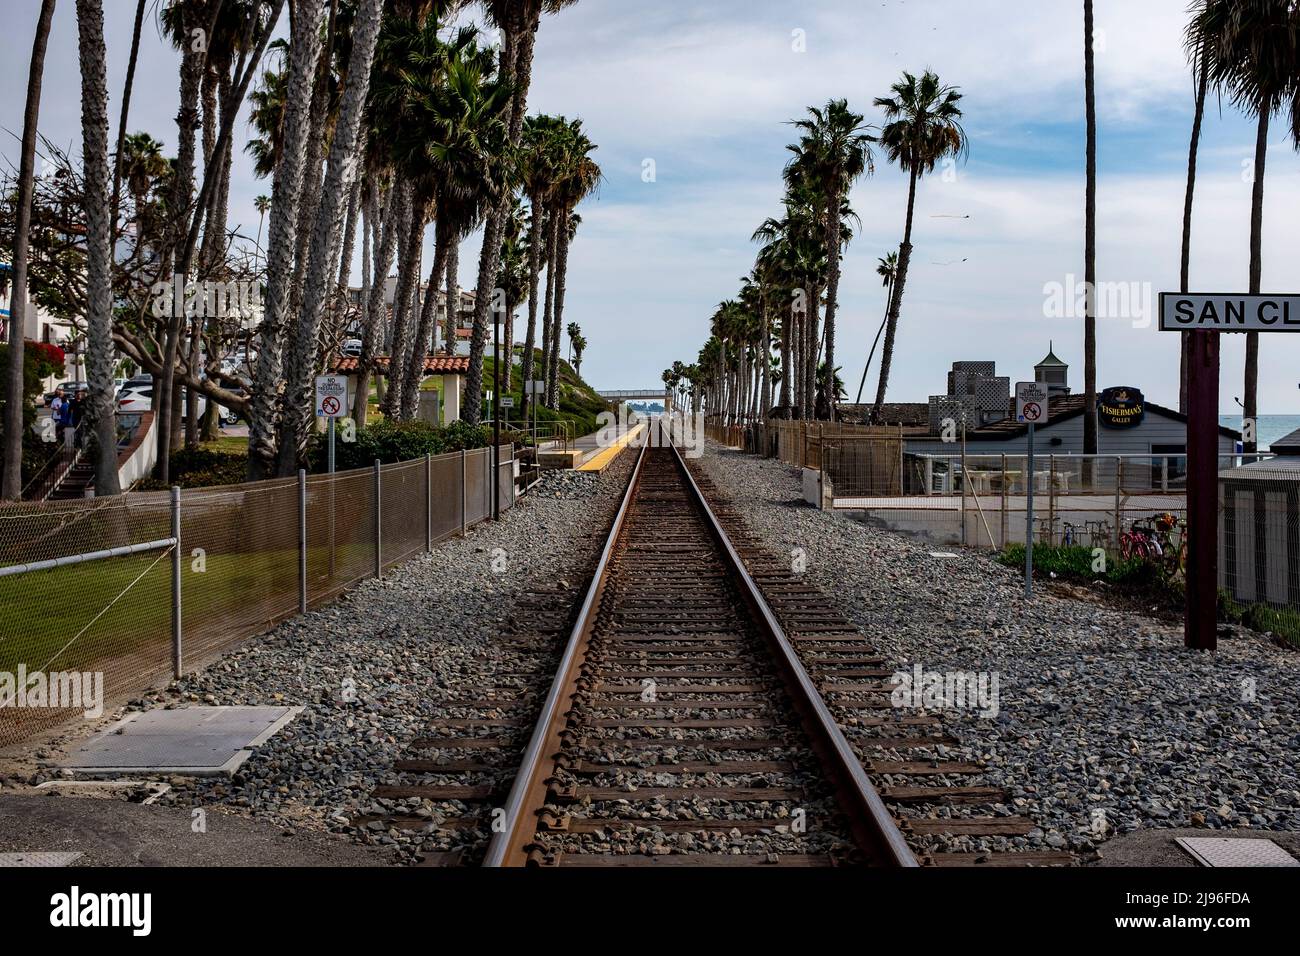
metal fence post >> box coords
[374,459,383,580]
[1114,456,1123,555]
[1000,453,1008,549]
[1048,454,1056,546]
[959,421,968,547]
[425,453,433,553]
[171,486,182,679]
[460,448,468,536]
[298,469,307,614]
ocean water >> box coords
[1218,414,1300,450]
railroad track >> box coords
[366,429,1072,867]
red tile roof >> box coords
[332,355,470,375]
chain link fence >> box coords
[0,445,515,749]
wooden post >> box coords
[1185,328,1219,650]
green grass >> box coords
[1,539,373,677]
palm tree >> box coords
[571,331,587,376]
[275,0,386,475]
[463,0,578,426]
[74,0,121,495]
[855,251,897,406]
[496,197,530,386]
[518,113,565,418]
[247,0,328,480]
[118,133,170,237]
[393,27,509,419]
[544,119,600,410]
[2,0,57,501]
[784,99,873,421]
[566,321,580,364]
[254,193,272,256]
[869,69,967,424]
[1192,0,1300,455]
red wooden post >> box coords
[1185,329,1219,650]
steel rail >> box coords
[670,441,919,867]
[484,421,917,867]
[482,438,650,867]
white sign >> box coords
[500,397,515,408]
[1015,381,1049,425]
[315,375,348,418]
[1160,293,1300,332]
[524,380,545,395]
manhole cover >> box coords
[0,852,83,867]
[59,706,302,776]
[1176,837,1299,867]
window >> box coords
[1151,443,1187,484]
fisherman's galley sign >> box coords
[1159,293,1300,332]
[1097,387,1145,429]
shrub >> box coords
[134,447,249,490]
[311,419,492,472]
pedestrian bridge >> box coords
[597,388,671,405]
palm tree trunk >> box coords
[822,195,843,421]
[155,2,205,482]
[108,0,145,238]
[1178,47,1209,414]
[537,210,559,411]
[353,182,399,424]
[247,0,327,479]
[779,306,791,417]
[443,230,460,356]
[2,0,56,501]
[1083,0,1098,458]
[275,0,383,475]
[1244,106,1269,457]
[856,281,892,406]
[759,299,771,416]
[547,211,572,409]
[379,185,422,421]
[403,228,451,419]
[75,0,120,495]
[520,194,544,420]
[800,286,811,416]
[872,166,919,422]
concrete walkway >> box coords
[0,795,394,867]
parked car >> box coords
[341,338,363,357]
[116,384,239,426]
[41,381,88,406]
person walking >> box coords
[68,388,87,447]
[49,386,67,442]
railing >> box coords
[20,423,86,501]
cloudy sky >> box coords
[3,0,1298,414]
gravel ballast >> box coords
[696,442,1300,859]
